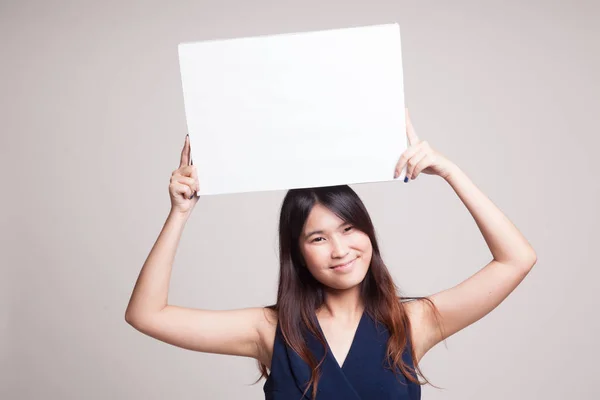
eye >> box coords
[310,226,354,243]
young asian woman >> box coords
[125,109,537,399]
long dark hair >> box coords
[256,185,443,397]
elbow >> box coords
[517,248,538,272]
[525,246,538,267]
[502,247,537,272]
[530,250,538,266]
[125,311,148,330]
[124,306,165,328]
[124,309,136,325]
[124,306,144,327]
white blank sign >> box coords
[178,23,407,196]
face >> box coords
[299,203,373,290]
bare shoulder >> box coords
[256,307,278,369]
[402,298,439,363]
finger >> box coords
[177,171,199,193]
[172,165,194,179]
[172,181,193,200]
[179,134,190,169]
[394,143,421,178]
[191,165,200,193]
[410,153,431,180]
[187,135,192,166]
[171,169,198,192]
[176,176,197,191]
[405,108,420,147]
[406,149,428,180]
[186,170,200,196]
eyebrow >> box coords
[304,221,349,239]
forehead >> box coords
[303,204,345,231]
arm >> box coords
[124,207,273,361]
[125,209,188,320]
[396,110,537,361]
[410,163,537,359]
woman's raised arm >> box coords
[124,135,276,364]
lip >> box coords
[330,258,357,271]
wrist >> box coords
[168,208,192,222]
[442,162,461,182]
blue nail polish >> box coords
[404,176,409,183]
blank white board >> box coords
[178,23,408,196]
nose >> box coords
[330,235,350,259]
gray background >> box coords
[2,0,598,399]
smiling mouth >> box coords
[330,258,357,269]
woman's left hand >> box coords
[394,108,455,182]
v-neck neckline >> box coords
[314,308,366,370]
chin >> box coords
[321,266,369,290]
[324,279,363,291]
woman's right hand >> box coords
[169,134,200,215]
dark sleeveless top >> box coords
[263,310,421,399]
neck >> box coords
[318,284,364,321]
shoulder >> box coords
[402,298,437,363]
[256,307,278,368]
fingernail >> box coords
[404,176,409,183]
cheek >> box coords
[304,248,329,267]
[357,238,373,267]
[353,234,372,254]
[302,249,333,277]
